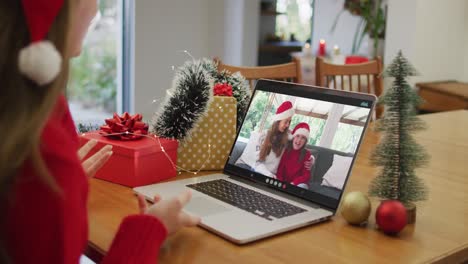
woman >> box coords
[235,101,294,178]
[276,122,314,189]
[0,0,199,263]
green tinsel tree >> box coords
[368,50,429,206]
[151,59,251,141]
[151,59,214,141]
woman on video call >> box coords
[276,122,314,189]
[235,101,294,178]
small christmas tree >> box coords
[368,50,429,206]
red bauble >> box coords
[375,200,407,235]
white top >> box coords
[235,131,284,178]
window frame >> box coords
[120,0,134,113]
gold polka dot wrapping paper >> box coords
[177,96,237,171]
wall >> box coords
[385,0,468,84]
[312,0,370,56]
[134,0,212,117]
[462,1,468,82]
[383,0,418,66]
[224,0,244,66]
[242,0,260,66]
[223,0,260,66]
[134,0,259,117]
[413,0,465,82]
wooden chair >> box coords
[215,57,302,90]
[315,56,384,118]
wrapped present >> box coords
[177,96,237,170]
[80,113,178,187]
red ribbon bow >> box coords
[213,82,233,96]
[99,112,149,140]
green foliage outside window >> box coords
[68,0,117,113]
[238,91,327,146]
[291,114,325,146]
[331,123,363,153]
[68,41,117,112]
[239,92,270,139]
[276,0,313,42]
[238,91,364,152]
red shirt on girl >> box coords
[4,95,167,264]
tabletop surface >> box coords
[87,110,468,264]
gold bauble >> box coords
[341,191,371,225]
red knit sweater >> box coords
[276,148,313,186]
[4,95,167,263]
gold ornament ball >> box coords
[341,191,371,225]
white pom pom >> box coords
[18,40,62,86]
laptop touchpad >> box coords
[184,196,233,217]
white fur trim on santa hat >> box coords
[293,128,309,138]
[271,108,294,122]
[19,40,62,86]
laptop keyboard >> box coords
[186,179,306,221]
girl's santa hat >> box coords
[292,122,310,138]
[272,101,294,122]
[18,0,64,86]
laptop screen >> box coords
[224,80,376,210]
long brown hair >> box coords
[259,121,290,161]
[0,1,72,261]
[0,0,71,196]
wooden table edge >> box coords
[429,243,468,264]
[85,239,105,263]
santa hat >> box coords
[292,122,310,138]
[18,0,64,86]
[271,101,294,122]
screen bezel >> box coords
[223,79,377,211]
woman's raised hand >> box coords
[78,139,113,177]
[137,190,201,235]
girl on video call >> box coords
[1,0,199,263]
[276,122,315,189]
[235,101,294,177]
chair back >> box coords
[215,57,302,90]
[315,56,383,117]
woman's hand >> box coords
[304,155,315,171]
[137,191,201,235]
[78,139,113,177]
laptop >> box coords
[134,79,376,244]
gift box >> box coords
[80,132,178,187]
[177,96,237,170]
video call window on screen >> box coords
[228,90,371,199]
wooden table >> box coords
[417,81,468,112]
[87,111,468,263]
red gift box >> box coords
[80,132,178,187]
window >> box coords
[276,0,314,42]
[290,115,325,146]
[331,122,364,153]
[69,0,133,128]
[239,91,270,140]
